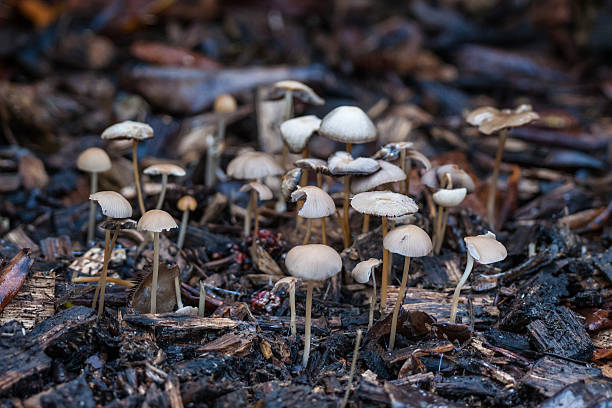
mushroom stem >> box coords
[303,218,312,244]
[316,173,322,189]
[380,216,389,313]
[151,231,160,314]
[450,252,474,324]
[96,228,119,318]
[321,217,327,245]
[244,190,253,237]
[175,277,184,309]
[369,272,377,329]
[206,118,225,188]
[177,210,189,250]
[303,280,314,367]
[199,280,206,317]
[389,256,411,350]
[92,229,110,311]
[132,140,146,216]
[289,282,296,336]
[362,214,370,234]
[251,189,259,241]
[87,172,98,244]
[488,128,507,228]
[342,175,351,248]
[280,90,293,170]
[340,329,362,408]
[435,209,450,254]
[300,148,309,186]
[433,173,452,254]
[156,173,168,210]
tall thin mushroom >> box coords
[207,94,237,187]
[273,277,299,337]
[290,186,335,245]
[143,163,186,210]
[175,195,197,309]
[351,258,381,329]
[77,147,111,244]
[239,182,273,240]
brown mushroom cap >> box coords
[328,151,380,177]
[351,161,406,194]
[351,258,381,284]
[77,147,112,173]
[270,80,324,105]
[291,186,335,218]
[432,187,467,207]
[214,94,237,114]
[240,181,273,200]
[177,195,197,211]
[319,106,377,144]
[295,158,330,175]
[226,151,284,180]
[280,115,321,153]
[90,191,133,219]
[383,225,432,257]
[464,231,507,264]
[466,104,539,135]
[351,191,418,217]
[143,163,186,177]
[137,209,178,232]
[101,121,154,141]
[285,244,342,281]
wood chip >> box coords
[522,357,602,397]
[0,268,54,329]
[124,314,246,330]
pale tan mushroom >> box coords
[351,258,381,329]
[143,163,186,210]
[77,147,112,244]
[206,93,237,187]
[240,182,273,238]
[291,186,335,244]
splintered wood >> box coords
[69,247,126,277]
[0,270,54,329]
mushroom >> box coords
[351,258,381,329]
[199,280,206,317]
[239,181,273,239]
[372,142,431,194]
[273,276,299,336]
[101,121,154,216]
[319,106,378,248]
[77,147,112,244]
[206,94,237,187]
[291,186,335,244]
[175,195,197,309]
[89,191,134,317]
[281,167,304,201]
[350,191,418,314]
[280,115,321,158]
[466,105,539,228]
[137,209,178,314]
[143,163,186,210]
[450,232,506,324]
[285,244,342,367]
[383,225,432,350]
[295,158,330,188]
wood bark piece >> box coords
[539,380,612,408]
[0,249,34,315]
[40,235,72,262]
[522,357,603,397]
[4,227,39,253]
[250,243,283,276]
[384,382,466,408]
[198,331,255,355]
[24,375,94,408]
[124,313,245,330]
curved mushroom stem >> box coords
[92,229,110,311]
[303,218,312,244]
[450,252,474,324]
[244,191,253,237]
[369,272,377,329]
[488,128,507,228]
[155,173,168,210]
[251,190,259,241]
[289,282,296,337]
[175,277,184,310]
[177,210,189,250]
[87,172,98,245]
[206,118,225,188]
[362,214,370,234]
[435,209,450,254]
[95,228,119,318]
[198,281,206,316]
[389,256,410,350]
[303,280,314,367]
[132,140,146,216]
[380,216,389,313]
[151,231,160,314]
[433,173,452,255]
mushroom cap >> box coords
[226,151,284,180]
[295,158,330,174]
[291,186,335,218]
[285,244,342,281]
[137,209,178,232]
[271,80,324,105]
[351,161,406,193]
[143,163,186,177]
[280,168,303,200]
[214,93,237,114]
[90,191,132,219]
[101,121,153,141]
[319,106,377,144]
[464,231,507,264]
[240,181,273,200]
[280,115,321,153]
[383,225,432,257]
[466,105,539,135]
[372,142,414,161]
[328,152,380,176]
[177,195,197,211]
[421,164,475,193]
[351,191,418,217]
[77,147,111,173]
[432,187,467,207]
[351,258,381,284]
[272,276,299,293]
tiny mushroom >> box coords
[291,186,335,244]
[450,232,506,324]
[383,225,432,350]
[206,93,237,187]
[143,163,186,210]
[285,244,342,367]
[273,276,299,336]
[175,195,197,309]
[351,258,381,329]
[137,210,178,314]
[77,147,112,244]
[239,181,273,239]
[101,121,154,216]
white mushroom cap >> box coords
[351,161,406,193]
[271,80,324,105]
[351,191,418,217]
[383,225,432,257]
[432,187,467,208]
[285,244,342,281]
[280,115,321,154]
[143,163,186,177]
[421,164,475,193]
[351,258,381,284]
[464,231,507,264]
[227,151,284,180]
[295,158,330,174]
[328,152,380,176]
[101,121,153,141]
[90,191,132,219]
[77,147,112,173]
[291,186,335,218]
[240,181,273,200]
[319,106,377,144]
[137,209,178,232]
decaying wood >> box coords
[40,236,72,262]
[198,331,255,355]
[4,228,39,253]
[124,313,245,330]
[250,243,283,276]
[0,249,34,314]
[522,357,603,397]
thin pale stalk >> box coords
[488,128,507,228]
[303,218,312,244]
[92,229,110,310]
[380,216,389,313]
[342,175,351,248]
[177,210,189,250]
[87,172,98,244]
[450,253,474,324]
[199,280,206,316]
[290,283,296,336]
[244,192,253,237]
[156,173,168,209]
[300,148,309,186]
[151,232,159,314]
[368,273,377,329]
[206,118,225,187]
[321,217,327,245]
[175,277,183,309]
[73,276,134,286]
[251,190,259,240]
[97,229,118,318]
[389,256,410,350]
[405,159,412,196]
[303,280,314,367]
[435,208,450,254]
[132,140,146,215]
[316,173,322,188]
[340,329,363,408]
[280,91,293,170]
[362,214,370,234]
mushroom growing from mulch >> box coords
[290,186,335,244]
[77,147,112,244]
[206,93,237,187]
[240,181,273,240]
[351,258,381,329]
[143,163,186,210]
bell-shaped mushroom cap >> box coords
[383,225,432,257]
[351,161,406,193]
[291,186,335,218]
[90,191,132,219]
[177,195,197,212]
[319,106,377,144]
[285,244,342,281]
[271,80,324,105]
[466,107,499,127]
[280,115,321,154]
[351,258,381,284]
[143,163,186,177]
[240,181,273,200]
[272,276,298,293]
[466,105,539,135]
[101,121,153,141]
[351,191,418,217]
[227,151,284,180]
[464,231,507,264]
[433,187,467,208]
[137,209,178,232]
[77,147,112,173]
[281,168,303,200]
[328,152,380,176]
[295,158,330,175]
[214,94,237,114]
